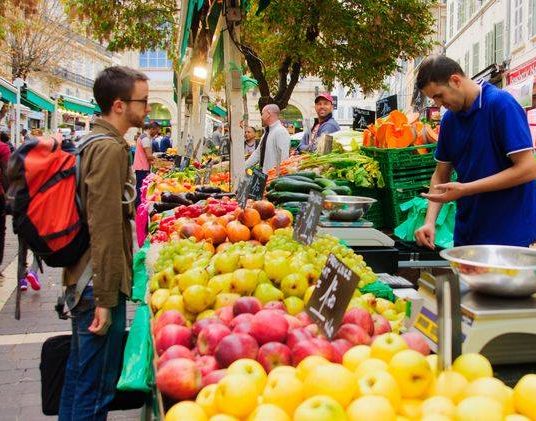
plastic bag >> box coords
[394,197,455,248]
[131,240,150,303]
[117,304,154,392]
[360,280,395,302]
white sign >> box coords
[504,76,534,108]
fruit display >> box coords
[159,327,535,421]
[149,200,292,244]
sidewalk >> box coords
[0,218,142,420]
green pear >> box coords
[264,255,292,282]
[303,285,316,305]
[182,285,215,313]
[173,254,193,274]
[240,250,265,270]
[214,252,240,274]
[229,268,259,295]
[254,283,284,304]
[284,296,305,315]
[161,267,176,288]
[214,293,241,309]
[207,273,233,295]
[178,267,209,292]
[281,273,308,298]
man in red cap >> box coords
[298,93,340,152]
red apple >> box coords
[201,368,227,388]
[157,345,194,369]
[402,332,430,356]
[257,342,292,373]
[197,324,231,355]
[264,301,286,311]
[284,314,304,331]
[291,338,337,365]
[155,324,193,356]
[331,339,353,362]
[232,321,253,335]
[229,313,254,329]
[156,358,201,401]
[286,327,314,350]
[251,310,289,345]
[215,305,234,326]
[304,323,321,337]
[334,324,372,346]
[153,310,187,336]
[192,317,223,337]
[195,355,220,377]
[215,333,259,368]
[372,314,392,336]
[296,312,314,325]
[233,296,263,316]
[343,308,374,336]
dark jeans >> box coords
[135,170,150,209]
[58,287,126,421]
[0,194,5,268]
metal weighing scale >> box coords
[316,217,395,247]
[414,272,536,367]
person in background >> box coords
[211,124,223,151]
[414,55,536,248]
[70,128,77,142]
[133,121,158,208]
[0,132,9,278]
[20,129,30,143]
[160,127,172,153]
[152,127,163,152]
[298,93,340,152]
[246,104,290,174]
[244,126,258,158]
[0,132,14,153]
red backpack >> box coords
[7,134,109,267]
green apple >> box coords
[293,396,347,421]
[240,251,265,270]
[284,296,304,315]
[178,267,209,292]
[182,285,215,313]
[214,293,241,309]
[214,252,240,274]
[229,268,258,295]
[207,273,233,295]
[281,273,308,298]
[254,283,284,304]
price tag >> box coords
[235,177,250,209]
[293,190,324,245]
[305,254,359,339]
[248,168,268,200]
[203,163,213,185]
[179,156,191,171]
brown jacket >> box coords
[63,118,134,308]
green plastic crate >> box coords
[361,144,437,189]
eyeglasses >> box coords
[122,98,149,105]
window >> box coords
[460,0,466,27]
[469,0,476,17]
[464,50,470,76]
[530,0,536,37]
[457,0,463,30]
[495,21,504,63]
[449,1,455,38]
[485,31,494,66]
[472,43,480,76]
[139,50,172,68]
[347,107,353,120]
[514,0,524,45]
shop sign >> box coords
[504,76,534,108]
[376,95,398,118]
[352,108,376,131]
[293,190,324,245]
[507,58,536,85]
[305,253,359,339]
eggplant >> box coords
[195,185,222,194]
[161,192,192,205]
[153,202,181,212]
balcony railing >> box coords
[52,67,94,89]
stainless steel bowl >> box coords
[440,245,536,297]
[322,195,377,221]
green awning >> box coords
[59,95,96,115]
[22,88,55,112]
[0,79,17,103]
[208,102,227,117]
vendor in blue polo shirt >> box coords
[414,55,536,248]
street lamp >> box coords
[13,78,24,146]
[192,65,208,85]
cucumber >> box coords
[322,189,337,196]
[315,177,337,189]
[266,190,283,201]
[334,179,352,187]
[331,185,353,195]
[283,175,320,183]
[293,171,317,179]
[274,178,322,193]
[280,201,305,208]
[273,192,310,204]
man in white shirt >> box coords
[246,104,290,174]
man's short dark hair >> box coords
[416,55,465,90]
[21,129,27,136]
[93,66,149,115]
[165,128,171,134]
[0,132,9,143]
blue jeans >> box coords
[58,287,126,421]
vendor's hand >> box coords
[89,307,112,336]
[415,222,436,250]
[421,182,465,203]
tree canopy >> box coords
[64,0,436,110]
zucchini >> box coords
[334,179,352,187]
[331,185,353,195]
[315,177,337,189]
[273,192,310,204]
[283,175,320,183]
[322,189,337,196]
[266,190,283,201]
[274,178,322,193]
[293,171,317,179]
[280,201,305,208]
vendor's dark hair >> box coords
[417,55,465,90]
[0,132,9,143]
[93,66,149,115]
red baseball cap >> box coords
[315,93,334,104]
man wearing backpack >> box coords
[58,66,150,421]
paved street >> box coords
[0,218,143,420]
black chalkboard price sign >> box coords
[305,253,359,339]
[235,177,250,209]
[293,190,324,245]
[203,163,214,185]
[179,156,191,171]
[248,168,268,200]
